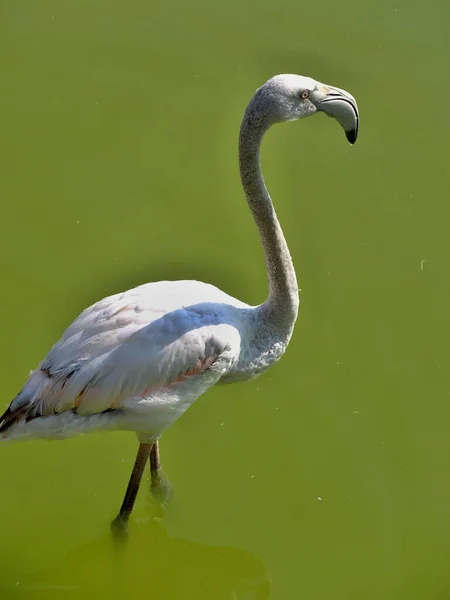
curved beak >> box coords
[312,84,359,144]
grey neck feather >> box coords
[239,96,299,334]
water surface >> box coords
[1,0,450,598]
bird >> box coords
[0,74,359,531]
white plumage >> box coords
[1,281,254,441]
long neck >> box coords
[239,107,299,330]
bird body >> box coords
[0,74,359,526]
[0,280,292,443]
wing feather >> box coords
[0,281,243,433]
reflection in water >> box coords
[9,517,271,600]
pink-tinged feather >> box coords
[141,354,218,396]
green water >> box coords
[1,0,450,598]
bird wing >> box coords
[0,282,242,432]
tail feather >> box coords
[0,400,29,435]
[0,373,44,436]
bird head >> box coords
[251,74,359,144]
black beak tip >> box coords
[345,129,357,145]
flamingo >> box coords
[0,74,359,531]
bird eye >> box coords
[300,90,310,99]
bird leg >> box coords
[149,440,173,505]
[111,442,153,534]
[150,440,161,473]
